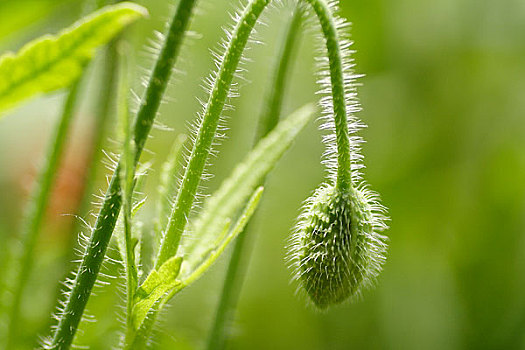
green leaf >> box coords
[183,104,316,271]
[132,256,183,330]
[165,186,264,303]
[0,2,147,115]
[0,0,71,42]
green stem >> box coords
[47,0,198,348]
[118,44,138,333]
[307,1,352,191]
[156,0,352,266]
[5,80,82,349]
[49,170,122,350]
[255,7,304,142]
[155,0,269,268]
[207,7,304,350]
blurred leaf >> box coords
[0,0,75,42]
[0,2,147,116]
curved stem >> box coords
[47,0,198,348]
[5,80,81,350]
[156,0,352,267]
[207,7,304,350]
[306,0,352,191]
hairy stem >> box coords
[47,0,198,348]
[48,171,122,350]
[307,1,352,191]
[206,7,304,350]
[5,80,82,349]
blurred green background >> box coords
[1,0,525,349]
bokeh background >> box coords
[1,0,525,349]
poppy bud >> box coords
[289,184,387,309]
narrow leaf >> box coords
[175,187,264,292]
[0,2,147,115]
[183,104,316,268]
[132,256,183,330]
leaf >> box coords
[183,104,316,269]
[171,187,264,297]
[132,256,183,330]
[0,2,147,115]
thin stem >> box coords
[5,80,82,350]
[4,101,73,343]
[255,7,304,142]
[132,0,196,163]
[123,160,137,336]
[306,1,352,191]
[49,171,122,350]
[156,0,272,268]
[207,7,304,350]
[40,2,121,347]
[47,0,198,348]
[118,44,138,333]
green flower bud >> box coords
[289,184,388,309]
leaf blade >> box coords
[0,2,147,115]
[183,103,316,271]
[182,187,264,286]
[132,256,183,330]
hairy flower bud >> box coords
[289,184,387,309]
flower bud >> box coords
[289,184,387,309]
